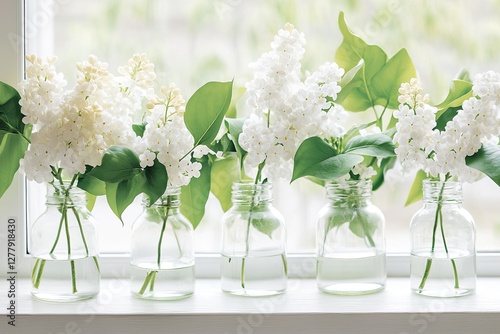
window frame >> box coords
[3,0,500,280]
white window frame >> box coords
[2,0,500,280]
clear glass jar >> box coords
[30,181,100,302]
[316,179,386,295]
[130,187,194,300]
[221,182,287,296]
[410,179,476,297]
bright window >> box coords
[22,0,500,259]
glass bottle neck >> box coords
[231,182,272,207]
[422,179,463,204]
[143,186,181,209]
[325,179,373,206]
[45,181,86,207]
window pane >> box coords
[25,0,500,254]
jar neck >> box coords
[144,186,181,209]
[422,179,463,204]
[231,182,272,207]
[325,179,372,206]
[46,181,86,207]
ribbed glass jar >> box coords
[410,179,476,297]
[316,179,386,295]
[221,182,287,297]
[130,187,194,300]
[30,181,100,302]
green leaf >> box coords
[0,82,31,197]
[184,81,233,146]
[435,80,473,112]
[106,173,148,223]
[77,174,106,196]
[86,193,97,212]
[0,133,29,197]
[210,155,240,212]
[132,123,146,137]
[349,210,378,239]
[251,217,281,239]
[105,182,120,220]
[224,118,247,170]
[142,159,168,205]
[456,69,471,82]
[370,48,417,110]
[335,13,416,113]
[89,146,142,183]
[405,169,427,206]
[325,208,352,235]
[335,12,387,75]
[435,106,459,132]
[344,133,396,157]
[466,144,500,186]
[292,137,364,182]
[342,121,377,144]
[0,81,27,138]
[218,133,236,154]
[371,156,396,191]
[180,159,211,229]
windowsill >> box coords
[3,278,500,333]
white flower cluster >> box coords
[393,73,500,182]
[136,83,204,187]
[19,54,156,183]
[240,23,346,181]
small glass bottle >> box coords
[316,179,386,295]
[130,187,195,300]
[221,182,287,296]
[30,181,100,302]
[410,179,476,297]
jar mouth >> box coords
[325,179,372,200]
[422,179,463,203]
[231,182,272,204]
[46,180,86,205]
[142,186,181,206]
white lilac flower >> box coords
[393,74,500,183]
[240,23,345,181]
[137,83,204,188]
[19,54,157,183]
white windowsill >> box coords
[3,278,500,333]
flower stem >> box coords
[418,181,444,290]
[241,161,266,290]
[138,198,181,297]
[156,206,171,267]
[33,259,46,289]
[138,271,156,295]
[417,177,459,291]
[439,209,460,288]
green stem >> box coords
[33,259,46,289]
[149,271,157,292]
[439,209,460,288]
[31,258,40,286]
[93,256,100,273]
[70,260,77,293]
[241,161,266,290]
[138,271,157,295]
[418,176,452,291]
[49,212,65,255]
[73,207,89,256]
[281,253,288,276]
[156,206,171,268]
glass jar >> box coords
[30,181,100,302]
[316,179,386,295]
[130,187,194,300]
[221,182,287,296]
[410,179,476,297]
